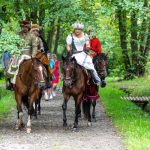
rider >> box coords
[88,27,102,57]
[11,21,47,84]
[88,27,106,87]
[66,22,101,85]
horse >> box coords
[14,58,47,133]
[62,55,94,131]
[82,53,108,122]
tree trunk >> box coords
[117,7,131,79]
[30,6,38,23]
[130,10,138,75]
[138,22,150,76]
[14,0,21,16]
[38,0,45,37]
[138,0,149,76]
[54,19,60,54]
[47,20,55,52]
[23,0,30,20]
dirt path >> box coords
[0,90,125,150]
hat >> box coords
[31,24,40,31]
[20,20,31,28]
[72,22,84,30]
[87,26,93,32]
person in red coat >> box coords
[88,28,106,87]
[88,28,102,57]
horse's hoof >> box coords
[15,124,19,130]
[87,122,92,127]
[15,123,24,130]
[63,122,67,127]
[26,128,31,133]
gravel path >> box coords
[0,90,125,150]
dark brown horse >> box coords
[62,56,93,131]
[14,58,47,133]
[83,53,108,122]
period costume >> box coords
[66,22,101,85]
[8,21,44,84]
[89,36,102,57]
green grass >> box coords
[0,88,15,120]
[100,80,150,150]
[107,76,150,96]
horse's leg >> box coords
[74,98,81,118]
[26,96,35,133]
[15,93,24,130]
[73,94,82,130]
[62,94,70,127]
[78,104,81,118]
[92,100,96,122]
[33,102,38,119]
[87,100,92,126]
[37,92,42,115]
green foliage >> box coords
[100,84,150,150]
[0,22,22,56]
[0,0,149,78]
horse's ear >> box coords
[71,57,77,64]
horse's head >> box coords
[62,56,76,87]
[93,53,107,80]
[32,59,47,89]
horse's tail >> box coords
[82,100,91,119]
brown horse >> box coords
[14,58,47,133]
[62,56,93,131]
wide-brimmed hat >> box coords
[72,22,84,30]
[31,24,40,31]
[20,20,31,28]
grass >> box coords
[107,76,150,96]
[100,78,150,150]
[0,88,15,120]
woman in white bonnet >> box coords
[66,21,101,85]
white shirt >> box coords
[66,33,89,51]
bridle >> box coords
[94,54,107,78]
[63,60,76,87]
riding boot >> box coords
[89,70,101,85]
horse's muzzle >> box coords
[37,81,46,89]
[64,79,72,87]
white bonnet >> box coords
[72,22,84,30]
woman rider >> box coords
[66,22,101,85]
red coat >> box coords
[90,36,102,57]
